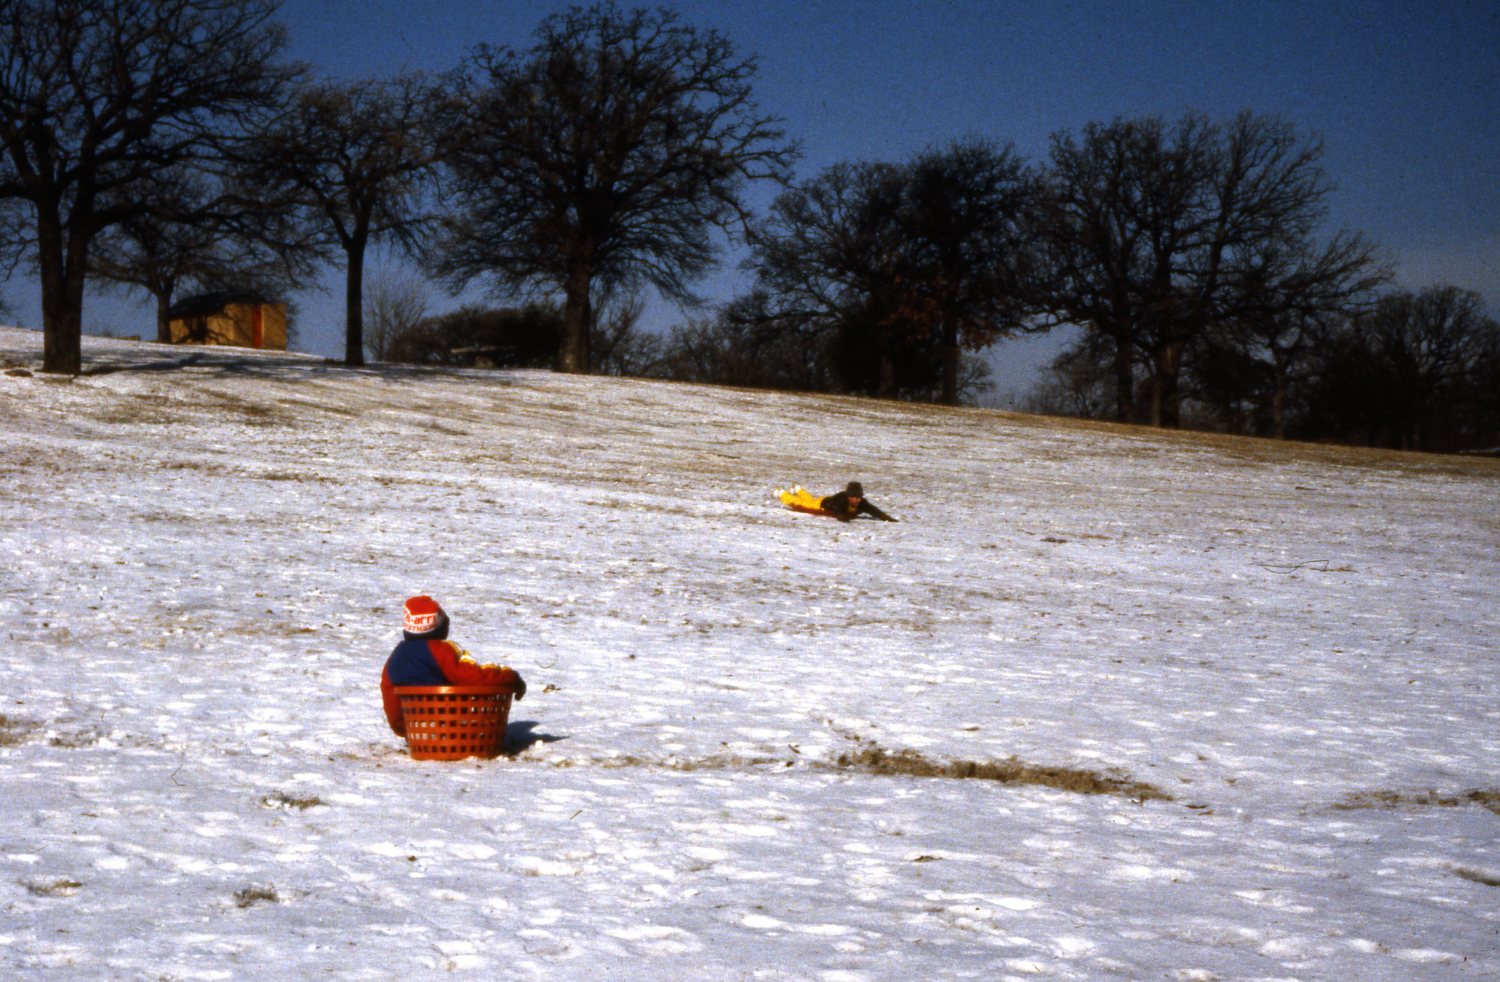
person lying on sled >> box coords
[380,595,526,737]
[820,481,897,522]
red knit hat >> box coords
[403,596,445,634]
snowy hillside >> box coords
[2,326,1497,980]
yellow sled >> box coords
[775,485,828,516]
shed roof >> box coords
[167,291,280,319]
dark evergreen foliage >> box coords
[385,304,563,369]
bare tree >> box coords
[1035,112,1360,427]
[0,0,298,373]
[896,139,1037,404]
[644,288,820,391]
[0,196,24,311]
[1153,114,1361,427]
[87,164,314,342]
[1208,234,1388,436]
[362,260,431,362]
[434,2,796,374]
[1020,335,1120,419]
[1035,115,1206,424]
[748,160,910,394]
[247,74,441,365]
[1361,286,1496,451]
[590,290,663,376]
[748,140,1035,403]
[88,170,223,342]
[668,290,836,391]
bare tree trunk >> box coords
[41,279,84,375]
[39,218,87,375]
[1152,339,1184,428]
[1112,334,1134,423]
[344,230,368,366]
[155,291,173,343]
[878,351,896,398]
[558,264,593,373]
[940,317,960,405]
[1270,347,1289,439]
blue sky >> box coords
[8,0,1497,395]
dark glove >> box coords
[512,674,527,701]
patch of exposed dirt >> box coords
[1453,866,1500,888]
[552,739,1171,802]
[826,733,1172,801]
[1334,788,1500,815]
[328,743,417,762]
[233,884,279,908]
[563,753,790,773]
[0,714,39,746]
[23,877,83,897]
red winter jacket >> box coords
[380,638,524,736]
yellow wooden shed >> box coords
[166,292,287,350]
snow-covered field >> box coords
[2,326,1497,981]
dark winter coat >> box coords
[380,638,525,737]
[818,490,897,522]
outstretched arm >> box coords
[431,641,527,699]
[859,500,897,522]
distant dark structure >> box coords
[166,292,287,350]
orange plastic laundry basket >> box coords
[396,685,514,760]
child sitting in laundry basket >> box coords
[380,596,526,737]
